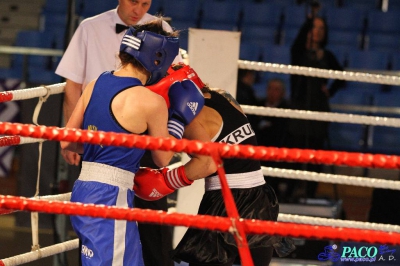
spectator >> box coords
[55,1,182,265]
[256,78,292,202]
[236,69,258,106]
[236,69,259,129]
[286,8,345,200]
[256,78,290,148]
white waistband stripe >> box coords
[79,161,134,189]
[205,169,265,191]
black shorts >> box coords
[172,183,290,265]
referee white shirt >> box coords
[56,8,181,90]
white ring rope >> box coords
[5,83,400,128]
[0,239,79,266]
[278,214,400,233]
[18,137,46,145]
[242,105,400,128]
[19,137,45,145]
[238,60,400,86]
[13,164,400,204]
[0,83,65,102]
[262,167,400,190]
[12,83,65,101]
[36,193,72,201]
[3,61,399,104]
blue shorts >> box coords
[70,162,144,266]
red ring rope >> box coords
[0,91,13,103]
[1,195,399,245]
[0,121,399,169]
[0,136,21,147]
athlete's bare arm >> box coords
[63,79,83,124]
[60,80,95,154]
[183,106,218,180]
[60,79,84,165]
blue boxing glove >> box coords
[168,80,205,139]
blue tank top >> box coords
[82,71,145,173]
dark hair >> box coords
[200,85,211,94]
[171,64,183,71]
[119,51,148,74]
[131,17,179,37]
[237,69,255,80]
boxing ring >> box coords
[2,33,400,266]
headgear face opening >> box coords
[120,28,179,85]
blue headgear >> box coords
[120,27,179,85]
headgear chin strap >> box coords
[120,28,179,85]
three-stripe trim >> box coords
[168,119,184,139]
[166,168,186,189]
[121,35,141,50]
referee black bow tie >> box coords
[116,23,129,33]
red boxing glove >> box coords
[146,63,205,109]
[133,166,193,201]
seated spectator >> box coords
[257,78,292,203]
[256,78,290,148]
[236,69,259,129]
[236,69,258,105]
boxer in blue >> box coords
[60,19,204,266]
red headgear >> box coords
[146,63,205,108]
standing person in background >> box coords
[286,2,345,201]
[236,69,260,130]
[56,1,181,265]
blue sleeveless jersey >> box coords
[82,71,145,173]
